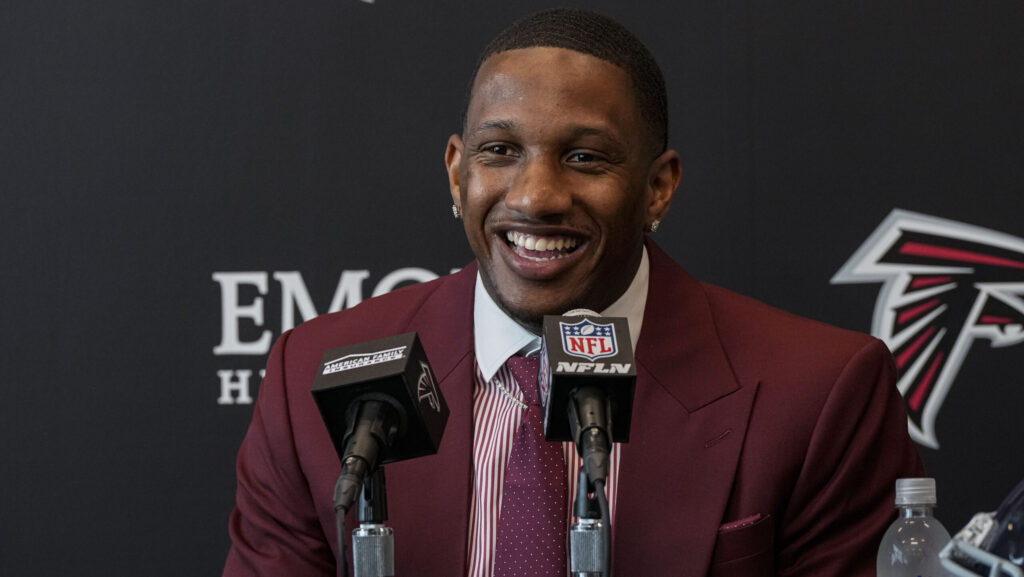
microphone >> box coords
[542,310,634,577]
[540,309,636,484]
[311,332,450,513]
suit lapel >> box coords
[380,264,477,576]
[614,243,758,576]
[373,247,758,575]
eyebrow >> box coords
[566,125,624,144]
[469,119,627,148]
[470,119,516,134]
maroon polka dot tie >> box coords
[494,355,568,577]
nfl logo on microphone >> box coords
[560,318,618,361]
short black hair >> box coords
[466,8,668,153]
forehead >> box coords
[466,47,643,142]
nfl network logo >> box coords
[560,318,618,361]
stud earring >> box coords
[647,219,661,233]
[452,204,461,219]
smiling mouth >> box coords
[505,231,580,261]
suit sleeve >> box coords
[776,338,924,576]
[222,331,336,576]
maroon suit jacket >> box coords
[223,242,923,576]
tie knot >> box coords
[506,355,541,405]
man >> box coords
[224,8,923,576]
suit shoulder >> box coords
[286,272,458,350]
[702,282,874,347]
[699,282,887,381]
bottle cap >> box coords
[895,477,938,506]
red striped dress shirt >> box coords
[466,248,647,577]
[466,360,621,577]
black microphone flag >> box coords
[311,332,449,467]
[540,312,637,444]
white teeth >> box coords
[504,231,578,255]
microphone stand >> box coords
[567,384,614,577]
[570,469,609,577]
[352,466,394,577]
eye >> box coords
[483,144,512,155]
[566,151,600,163]
[474,143,521,166]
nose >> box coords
[503,156,572,218]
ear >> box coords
[645,148,681,224]
[445,134,464,209]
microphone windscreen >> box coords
[311,332,449,465]
[540,313,636,443]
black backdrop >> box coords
[2,1,1022,574]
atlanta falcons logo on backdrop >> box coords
[832,210,1024,449]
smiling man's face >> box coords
[446,46,679,330]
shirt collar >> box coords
[473,247,649,381]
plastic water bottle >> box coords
[877,478,953,577]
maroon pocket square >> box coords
[711,513,774,574]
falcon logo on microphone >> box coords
[833,210,1024,449]
[560,318,618,361]
[416,360,442,413]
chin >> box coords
[501,294,586,330]
[496,301,545,331]
[483,268,594,327]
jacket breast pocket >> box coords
[709,514,774,577]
